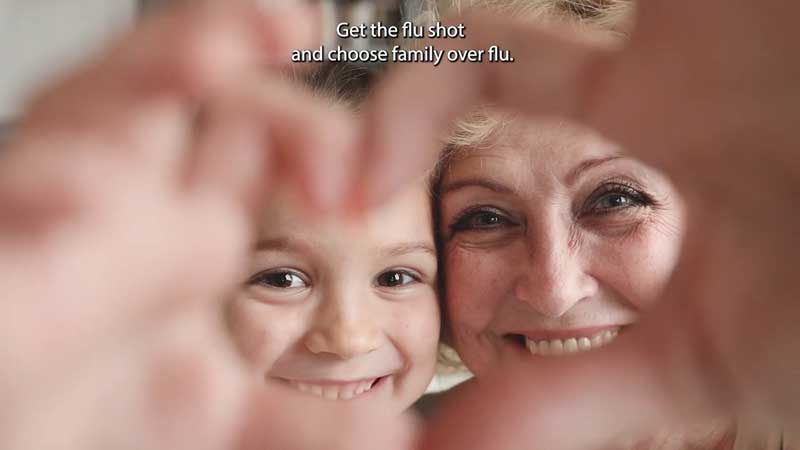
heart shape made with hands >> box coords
[1,1,799,450]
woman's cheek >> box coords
[635,226,684,304]
[444,242,518,336]
[442,242,519,376]
[595,223,684,310]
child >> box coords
[227,62,440,413]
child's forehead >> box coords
[257,180,433,246]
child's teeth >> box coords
[323,386,338,400]
[524,330,619,356]
[287,378,379,400]
[340,385,355,400]
[360,381,371,394]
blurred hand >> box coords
[4,0,799,449]
[362,0,800,448]
[0,2,380,449]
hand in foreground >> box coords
[362,0,800,448]
[0,2,412,449]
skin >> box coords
[4,0,800,449]
[228,181,440,413]
[0,3,414,450]
[363,2,800,449]
[437,119,685,377]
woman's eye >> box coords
[249,270,308,289]
[451,208,512,232]
[375,270,420,288]
[594,192,635,210]
[584,183,652,215]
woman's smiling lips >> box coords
[276,376,389,401]
[507,325,625,356]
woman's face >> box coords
[438,120,685,377]
[228,182,439,413]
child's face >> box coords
[228,181,439,412]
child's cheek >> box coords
[226,298,294,374]
[395,290,441,372]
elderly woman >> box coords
[430,0,672,373]
[423,0,787,448]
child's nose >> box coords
[304,298,382,358]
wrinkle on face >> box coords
[437,118,686,376]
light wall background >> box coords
[0,0,137,121]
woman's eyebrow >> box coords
[379,242,436,258]
[565,156,625,185]
[440,178,514,195]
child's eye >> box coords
[375,269,420,288]
[248,269,308,289]
[450,206,515,232]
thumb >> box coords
[360,13,622,209]
[420,328,724,450]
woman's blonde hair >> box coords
[438,0,634,157]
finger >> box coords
[187,93,270,217]
[786,428,800,449]
[190,75,359,214]
[256,77,360,212]
[0,0,321,233]
[420,329,724,450]
[29,0,318,113]
[237,382,419,450]
[4,310,247,450]
[359,14,621,208]
[11,0,320,185]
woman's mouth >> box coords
[508,327,622,356]
[282,376,386,401]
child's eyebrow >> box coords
[379,242,436,258]
[254,237,310,253]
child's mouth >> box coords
[281,376,387,401]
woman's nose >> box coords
[514,227,598,318]
[303,289,382,358]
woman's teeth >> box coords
[524,330,618,356]
[287,378,377,400]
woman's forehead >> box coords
[447,120,621,180]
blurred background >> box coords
[0,0,145,126]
